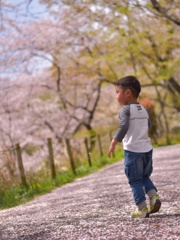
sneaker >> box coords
[149,195,161,214]
[131,207,149,218]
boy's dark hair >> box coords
[114,75,141,98]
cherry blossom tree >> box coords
[0,0,179,151]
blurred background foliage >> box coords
[0,0,179,174]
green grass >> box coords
[152,132,180,147]
[0,150,124,210]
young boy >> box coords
[108,75,161,218]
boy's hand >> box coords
[108,139,118,158]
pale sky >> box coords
[5,0,49,23]
[0,1,51,79]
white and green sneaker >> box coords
[131,207,149,218]
[149,195,161,214]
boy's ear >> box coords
[126,89,131,96]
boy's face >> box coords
[115,85,130,106]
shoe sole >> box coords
[131,212,150,218]
[149,199,161,214]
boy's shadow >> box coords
[150,213,180,218]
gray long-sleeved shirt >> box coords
[114,102,152,152]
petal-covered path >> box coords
[0,144,180,240]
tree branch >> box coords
[150,0,180,25]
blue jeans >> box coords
[124,149,157,205]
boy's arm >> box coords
[143,106,151,129]
[108,105,130,158]
[108,139,119,158]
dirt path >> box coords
[0,144,179,240]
